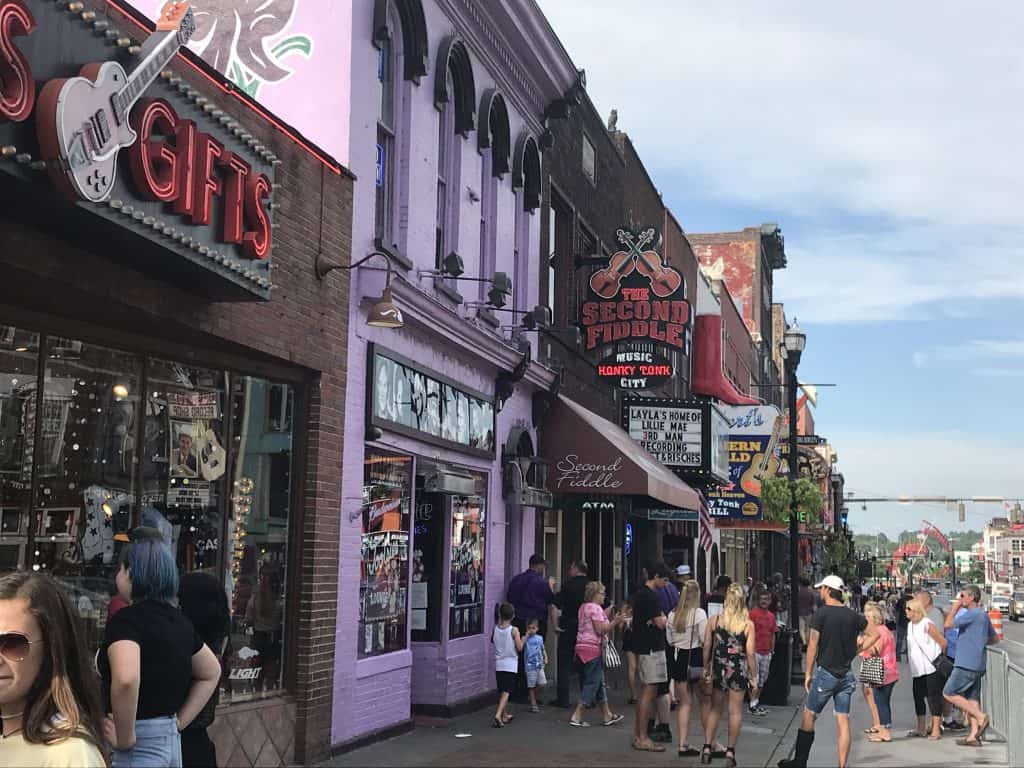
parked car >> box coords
[991,594,1011,615]
[1010,592,1024,622]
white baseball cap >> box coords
[814,575,845,591]
[676,565,691,577]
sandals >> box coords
[956,737,982,747]
[868,735,892,743]
[602,713,624,726]
[631,740,665,752]
[679,745,701,757]
[724,747,737,767]
[569,719,591,728]
[977,716,990,742]
[906,730,927,738]
[700,744,713,764]
[492,717,504,728]
[864,727,879,734]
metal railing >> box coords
[981,646,1023,766]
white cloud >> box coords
[536,1,1024,324]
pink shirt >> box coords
[863,623,899,685]
[575,602,607,664]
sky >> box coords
[537,1,1023,539]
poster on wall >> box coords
[134,0,352,165]
[705,405,782,519]
[449,496,485,640]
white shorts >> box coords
[526,668,547,688]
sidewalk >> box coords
[773,661,1009,768]
[319,661,1010,768]
[322,684,803,768]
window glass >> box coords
[39,338,142,652]
[223,377,294,700]
[449,493,485,639]
[582,133,596,184]
[144,360,227,577]
[360,450,411,656]
[0,327,39,571]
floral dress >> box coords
[712,624,750,692]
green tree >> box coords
[762,477,824,525]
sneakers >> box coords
[530,704,540,713]
[748,705,768,716]
[569,719,591,727]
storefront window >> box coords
[449,494,485,639]
[223,377,294,700]
[0,327,39,572]
[360,450,411,657]
[0,325,297,702]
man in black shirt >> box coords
[779,575,876,768]
[630,561,671,753]
[551,560,589,707]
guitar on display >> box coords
[37,0,196,203]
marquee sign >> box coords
[580,228,691,354]
[622,398,730,484]
[705,405,782,519]
[0,0,275,299]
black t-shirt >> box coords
[554,575,589,634]
[810,604,867,677]
[631,585,666,654]
[100,600,204,719]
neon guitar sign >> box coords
[580,226,690,352]
[36,1,195,203]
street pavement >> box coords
[319,660,1009,767]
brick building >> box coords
[0,1,353,764]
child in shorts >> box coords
[493,603,523,727]
[524,618,548,713]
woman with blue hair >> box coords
[98,528,221,767]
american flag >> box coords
[698,492,714,552]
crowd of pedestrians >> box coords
[0,527,230,768]
[496,555,1001,767]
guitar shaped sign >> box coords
[36,1,196,203]
[738,412,785,497]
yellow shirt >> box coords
[0,732,106,767]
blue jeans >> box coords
[805,667,857,716]
[111,716,182,768]
[872,682,895,727]
[578,656,607,707]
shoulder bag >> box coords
[598,609,621,669]
[909,621,953,679]
[857,628,884,687]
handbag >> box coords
[602,635,622,669]
[931,652,954,679]
[858,655,885,686]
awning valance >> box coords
[541,395,702,512]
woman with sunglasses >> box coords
[98,530,221,767]
[0,571,107,766]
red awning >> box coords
[541,396,702,512]
[691,314,760,406]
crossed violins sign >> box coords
[580,228,691,354]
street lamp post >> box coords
[783,320,806,680]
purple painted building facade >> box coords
[329,0,578,749]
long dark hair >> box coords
[0,572,106,756]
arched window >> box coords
[434,36,476,277]
[511,131,541,313]
[372,0,427,253]
[478,89,510,177]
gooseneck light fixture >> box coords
[316,249,404,329]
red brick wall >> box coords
[690,231,759,334]
[0,45,352,765]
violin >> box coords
[634,248,682,297]
[589,250,636,298]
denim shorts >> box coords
[111,716,182,768]
[943,666,984,701]
[805,667,857,716]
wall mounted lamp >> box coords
[316,249,404,329]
